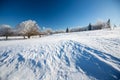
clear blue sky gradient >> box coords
[0,0,120,30]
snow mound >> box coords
[0,29,120,80]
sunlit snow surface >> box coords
[0,28,120,80]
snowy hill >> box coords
[0,28,120,80]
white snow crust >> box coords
[0,28,120,80]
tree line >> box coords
[0,20,66,40]
[67,19,111,33]
[0,20,41,39]
[0,19,116,40]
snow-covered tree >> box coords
[16,20,40,38]
[42,27,53,35]
[70,26,88,32]
[53,30,65,34]
[43,28,53,35]
[91,19,111,30]
[0,24,13,39]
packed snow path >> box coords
[0,29,120,80]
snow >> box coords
[0,28,120,80]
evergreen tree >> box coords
[66,27,69,33]
[88,23,92,30]
[107,19,111,29]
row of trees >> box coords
[68,19,111,32]
[0,20,41,39]
[0,20,66,40]
[0,19,116,40]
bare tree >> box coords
[0,25,13,40]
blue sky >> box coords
[0,0,120,30]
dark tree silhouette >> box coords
[107,19,111,29]
[66,27,69,33]
[88,23,92,30]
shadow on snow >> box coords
[71,41,120,80]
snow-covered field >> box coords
[0,28,120,80]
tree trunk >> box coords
[39,35,41,37]
[28,35,30,38]
[6,36,8,40]
[23,36,25,39]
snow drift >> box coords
[0,28,120,80]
